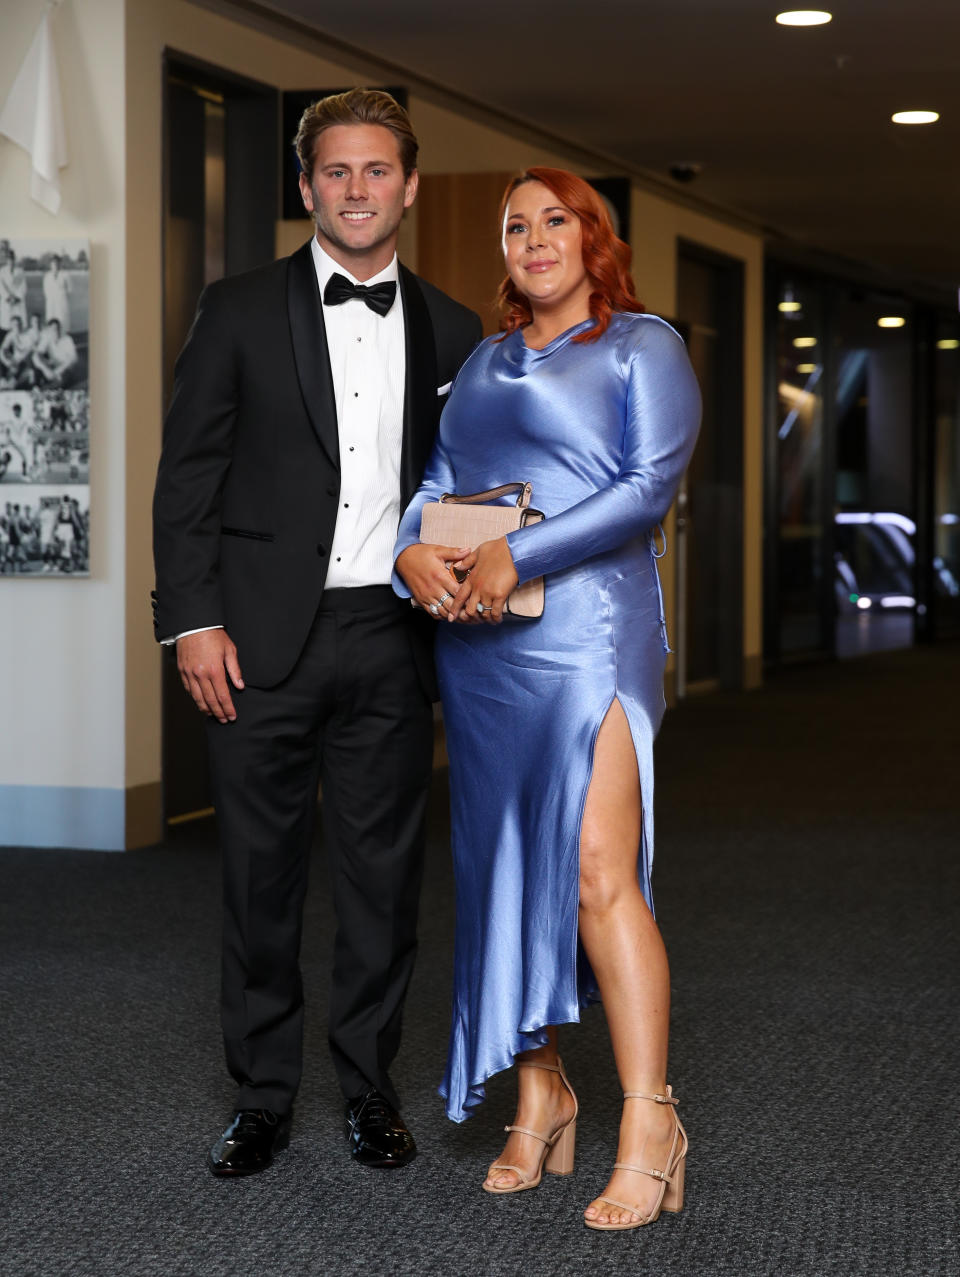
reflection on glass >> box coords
[833,292,915,657]
[933,319,960,633]
[775,283,825,654]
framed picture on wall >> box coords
[0,237,90,577]
[281,87,409,220]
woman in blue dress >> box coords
[394,168,700,1231]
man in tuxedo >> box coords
[152,89,481,1176]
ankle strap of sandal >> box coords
[516,1058,564,1075]
[613,1160,674,1183]
[503,1123,550,1145]
[623,1085,678,1105]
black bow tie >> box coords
[323,273,397,317]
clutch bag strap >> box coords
[439,482,532,509]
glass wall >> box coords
[766,264,957,664]
[831,292,915,659]
[769,279,828,656]
[932,316,960,634]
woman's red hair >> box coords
[496,167,644,344]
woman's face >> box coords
[502,181,590,315]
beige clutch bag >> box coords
[419,482,545,618]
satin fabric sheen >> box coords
[393,313,701,1121]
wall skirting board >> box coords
[0,783,163,851]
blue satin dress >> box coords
[393,312,701,1122]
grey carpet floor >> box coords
[1,644,958,1276]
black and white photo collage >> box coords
[0,237,90,576]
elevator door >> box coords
[675,246,744,693]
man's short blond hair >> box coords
[294,88,418,181]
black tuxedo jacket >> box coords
[152,240,482,689]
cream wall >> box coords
[0,0,128,848]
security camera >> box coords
[669,162,702,183]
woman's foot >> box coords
[484,1060,577,1192]
[583,1094,679,1227]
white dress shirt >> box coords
[164,239,406,643]
[312,239,406,588]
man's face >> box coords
[299,123,417,279]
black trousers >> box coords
[206,586,434,1115]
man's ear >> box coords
[403,169,419,210]
[299,171,314,215]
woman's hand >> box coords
[395,543,470,621]
[450,537,519,624]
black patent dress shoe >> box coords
[209,1108,292,1177]
[344,1089,417,1168]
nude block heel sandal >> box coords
[483,1058,578,1194]
[584,1085,688,1231]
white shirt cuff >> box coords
[160,625,224,646]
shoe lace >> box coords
[354,1092,392,1129]
[235,1109,277,1137]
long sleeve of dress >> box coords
[391,430,457,598]
[505,319,700,584]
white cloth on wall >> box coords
[0,11,68,215]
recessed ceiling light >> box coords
[892,110,940,124]
[877,316,906,328]
[776,10,833,26]
[937,338,960,350]
[779,301,802,313]
[796,363,817,373]
[793,336,817,347]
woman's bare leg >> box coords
[578,699,677,1226]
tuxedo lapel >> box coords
[287,240,339,470]
[399,265,438,510]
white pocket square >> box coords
[437,382,452,396]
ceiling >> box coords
[227,0,960,299]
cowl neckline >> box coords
[501,318,597,372]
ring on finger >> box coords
[429,602,440,615]
[476,601,485,614]
[437,591,452,606]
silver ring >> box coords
[476,602,485,614]
[437,591,452,606]
[429,603,440,615]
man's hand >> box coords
[177,629,244,723]
[395,543,471,621]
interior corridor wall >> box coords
[630,191,765,691]
[0,0,127,849]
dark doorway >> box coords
[161,53,278,823]
[675,244,745,694]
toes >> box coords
[585,1199,607,1223]
[486,1169,519,1190]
